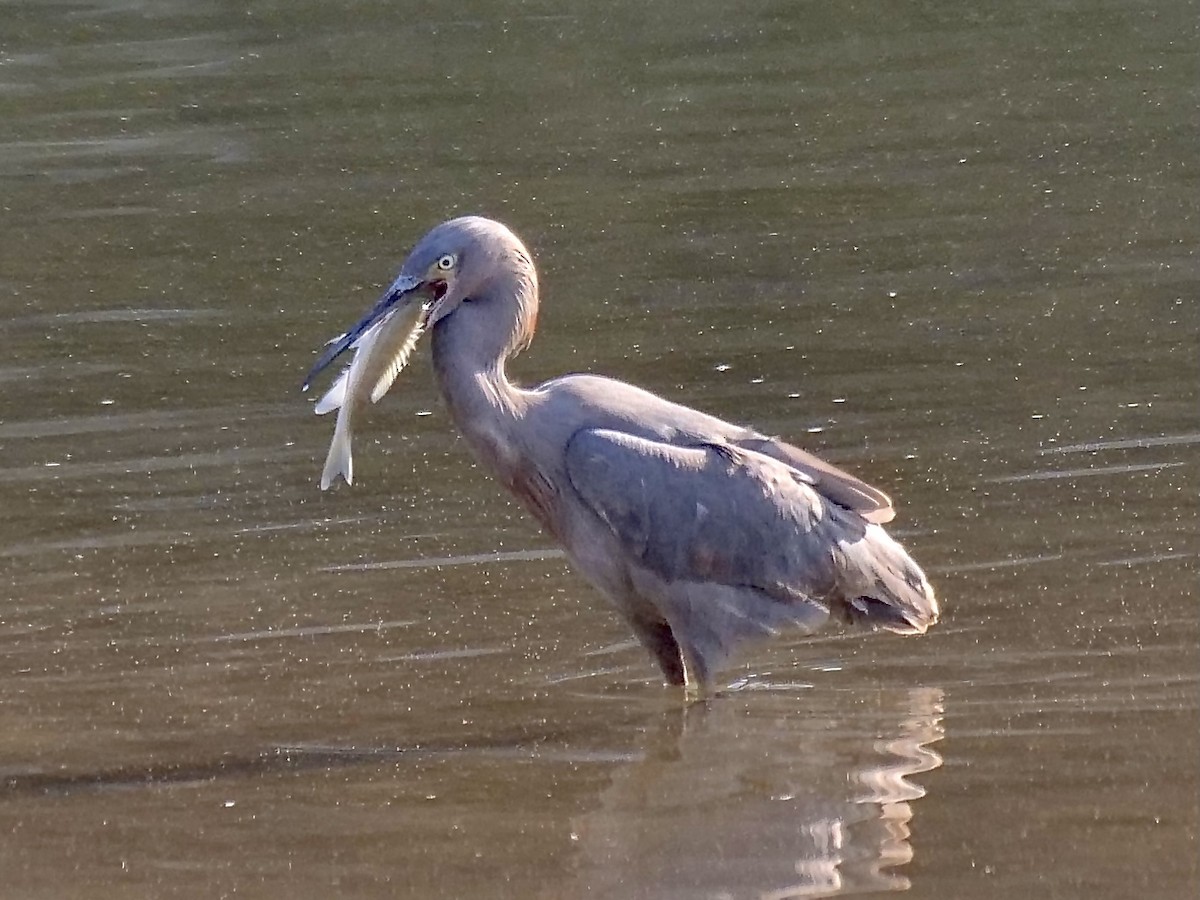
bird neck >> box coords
[431,325,529,476]
[429,256,539,479]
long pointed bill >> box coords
[301,272,426,392]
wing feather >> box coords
[734,436,895,523]
[564,428,936,637]
[564,429,845,600]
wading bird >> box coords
[302,216,938,693]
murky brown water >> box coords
[2,1,1196,897]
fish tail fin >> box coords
[319,413,353,490]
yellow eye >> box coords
[436,254,456,271]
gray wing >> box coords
[733,436,895,524]
[564,428,853,673]
[563,426,936,682]
[565,427,863,596]
[536,375,896,524]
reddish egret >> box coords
[303,216,938,692]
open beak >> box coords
[301,272,430,392]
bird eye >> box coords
[436,254,456,271]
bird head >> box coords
[301,216,538,393]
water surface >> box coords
[1,1,1196,897]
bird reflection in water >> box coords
[556,685,944,899]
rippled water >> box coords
[1,1,1196,897]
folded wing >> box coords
[564,428,936,676]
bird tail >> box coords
[834,524,939,634]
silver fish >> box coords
[313,299,427,490]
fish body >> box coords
[313,299,426,490]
